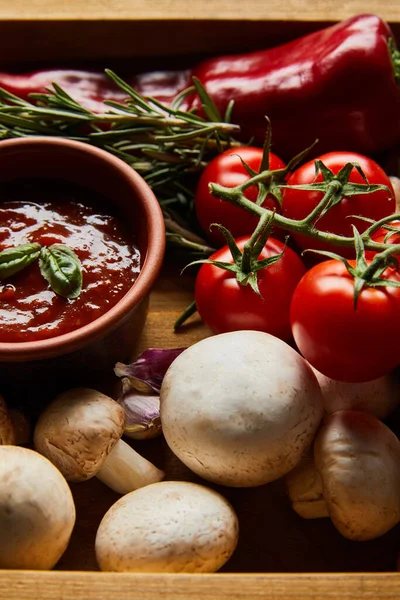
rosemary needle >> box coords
[0,70,241,254]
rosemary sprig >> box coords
[0,73,240,169]
[0,70,241,254]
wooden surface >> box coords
[1,572,400,600]
[0,0,398,22]
[0,4,399,597]
[138,263,212,352]
[0,3,399,65]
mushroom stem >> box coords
[286,451,329,520]
[96,439,164,495]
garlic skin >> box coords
[114,347,186,394]
[118,379,161,440]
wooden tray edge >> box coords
[2,571,400,599]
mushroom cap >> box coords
[34,388,125,481]
[314,410,400,540]
[0,394,15,445]
[95,481,239,573]
[310,366,400,419]
[0,445,76,569]
[160,330,323,486]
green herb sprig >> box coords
[0,71,241,255]
[0,243,82,299]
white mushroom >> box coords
[285,447,328,519]
[314,410,400,540]
[160,330,323,487]
[0,393,15,444]
[310,365,400,419]
[389,175,400,212]
[34,388,164,495]
[95,480,239,573]
[0,445,75,569]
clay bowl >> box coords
[0,137,165,410]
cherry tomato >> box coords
[195,236,306,341]
[281,152,395,258]
[365,220,400,260]
[195,146,286,247]
[290,259,400,382]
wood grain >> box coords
[1,571,400,599]
[0,0,398,22]
[0,4,399,66]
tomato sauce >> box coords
[0,179,141,343]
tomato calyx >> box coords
[305,227,400,308]
[184,212,287,297]
[232,121,318,210]
[282,160,391,223]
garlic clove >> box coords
[118,379,161,440]
[114,347,186,393]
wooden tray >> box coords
[1,3,400,597]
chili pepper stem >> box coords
[388,37,400,86]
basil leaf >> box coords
[0,243,41,280]
[39,244,82,299]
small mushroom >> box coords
[285,447,329,519]
[0,445,75,569]
[34,388,164,495]
[314,410,400,540]
[0,393,15,444]
[95,481,239,573]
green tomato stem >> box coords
[174,299,197,330]
[361,243,400,280]
[241,212,273,274]
[208,182,398,253]
[300,180,342,225]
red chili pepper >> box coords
[0,69,190,113]
[0,14,398,160]
[188,14,400,159]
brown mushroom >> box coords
[0,394,15,445]
[34,388,164,495]
[314,410,400,540]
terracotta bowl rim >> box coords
[0,136,166,362]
